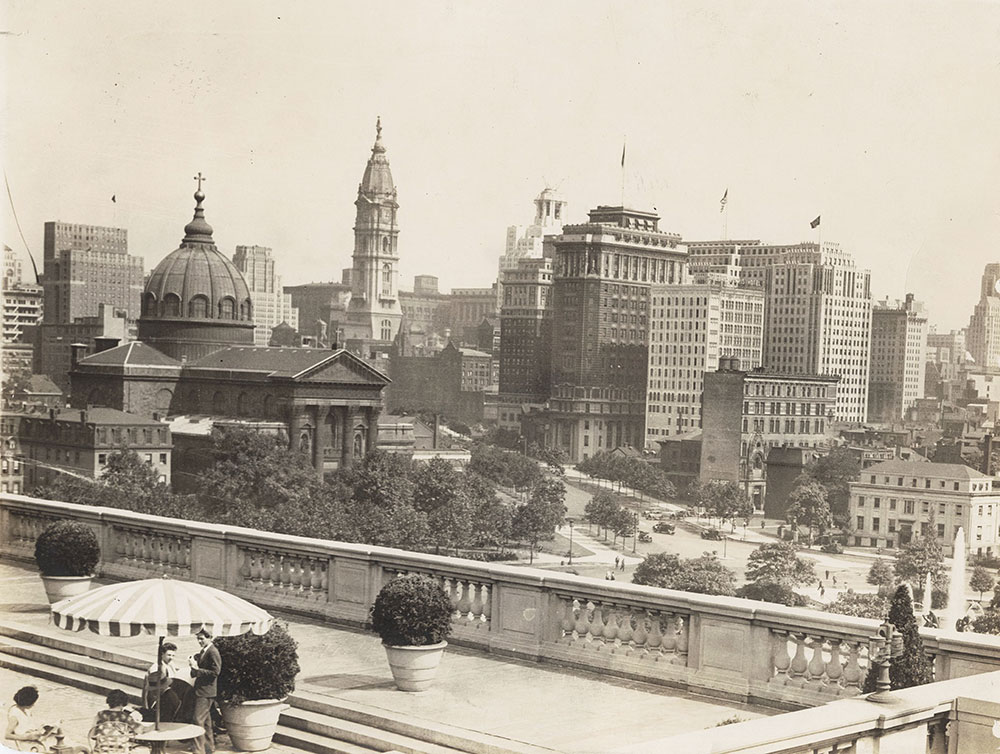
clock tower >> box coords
[343,117,402,350]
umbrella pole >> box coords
[155,635,163,731]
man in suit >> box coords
[189,627,221,754]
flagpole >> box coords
[620,136,626,208]
[724,201,728,241]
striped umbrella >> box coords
[51,577,273,729]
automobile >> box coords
[700,528,724,540]
[637,531,653,543]
[653,522,676,534]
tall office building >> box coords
[497,188,566,307]
[42,222,142,324]
[534,206,687,461]
[688,240,872,423]
[868,294,928,423]
[499,257,553,407]
[2,245,42,346]
[233,245,299,346]
[645,268,764,447]
[342,118,402,350]
[925,327,967,401]
[966,263,1000,371]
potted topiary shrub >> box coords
[34,520,100,603]
[370,573,453,692]
[215,621,300,752]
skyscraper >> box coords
[42,221,142,324]
[537,206,687,461]
[233,245,299,346]
[645,268,764,447]
[688,240,872,423]
[342,118,402,350]
[966,263,1000,371]
[496,188,566,307]
[499,257,553,412]
[868,294,928,423]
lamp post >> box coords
[867,619,903,704]
[567,517,575,565]
[632,511,638,553]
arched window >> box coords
[188,295,209,318]
[262,394,275,419]
[382,237,389,252]
[219,297,235,319]
[241,299,252,320]
[236,392,249,417]
[212,391,227,414]
[155,388,173,414]
[143,293,157,317]
[382,263,391,290]
[163,294,181,317]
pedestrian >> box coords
[610,573,616,581]
[605,570,612,580]
[820,586,825,597]
[614,555,620,568]
[761,520,766,529]
[560,560,565,566]
[620,559,625,572]
[833,575,837,586]
[825,570,830,580]
[818,579,823,590]
[189,627,222,754]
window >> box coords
[889,499,897,511]
[904,500,914,515]
[857,496,865,506]
[857,516,865,531]
[873,498,881,509]
[888,520,896,533]
[188,295,209,318]
[873,517,881,532]
[159,453,167,464]
[937,523,945,538]
[98,453,107,464]
[381,320,392,341]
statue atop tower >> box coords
[342,117,402,355]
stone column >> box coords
[341,406,355,469]
[365,406,379,455]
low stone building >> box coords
[848,459,1000,556]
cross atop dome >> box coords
[183,173,214,244]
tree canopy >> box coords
[744,542,815,588]
[784,480,832,541]
[632,551,736,596]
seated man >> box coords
[142,642,192,723]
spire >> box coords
[372,116,385,155]
[183,172,214,244]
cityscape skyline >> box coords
[4,1,999,332]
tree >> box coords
[412,458,473,554]
[700,481,747,529]
[464,472,511,551]
[744,542,815,588]
[826,590,889,619]
[632,553,684,588]
[672,552,737,596]
[736,581,808,607]
[867,558,896,590]
[970,566,995,601]
[784,480,832,543]
[863,585,933,692]
[972,609,1000,635]
[511,478,566,563]
[894,536,945,587]
[584,489,619,539]
[800,447,860,517]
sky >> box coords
[3,0,998,331]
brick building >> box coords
[19,407,172,488]
[868,294,928,423]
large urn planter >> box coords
[383,641,448,692]
[41,574,94,604]
[370,574,454,693]
[221,698,289,752]
[34,520,100,604]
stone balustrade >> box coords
[5,492,1000,711]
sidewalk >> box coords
[0,561,772,753]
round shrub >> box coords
[370,574,453,647]
[215,621,300,704]
[34,520,100,577]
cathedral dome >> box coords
[359,117,396,197]
[138,183,255,361]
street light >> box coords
[632,511,638,553]
[566,517,575,565]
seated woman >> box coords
[141,641,191,723]
[5,686,60,753]
[90,689,144,754]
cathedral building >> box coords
[70,180,389,479]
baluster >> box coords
[560,597,576,641]
[318,560,329,595]
[589,603,607,649]
[239,549,252,583]
[470,582,485,623]
[789,634,809,682]
[616,607,634,654]
[826,641,844,690]
[289,556,303,592]
[675,616,688,657]
[807,637,827,685]
[773,631,792,681]
[574,599,591,643]
[248,550,262,584]
[601,604,619,649]
[124,531,135,562]
[181,540,191,569]
[646,615,663,658]
[456,580,473,621]
[660,612,677,654]
[481,584,491,626]
[632,611,648,655]
[841,641,863,692]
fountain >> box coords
[923,571,933,615]
[945,527,966,631]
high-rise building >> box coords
[2,245,43,346]
[925,327,967,401]
[687,240,872,423]
[645,269,764,447]
[233,245,299,346]
[532,206,687,461]
[497,188,566,307]
[966,263,1000,371]
[343,118,402,351]
[398,275,449,356]
[42,221,142,324]
[498,257,553,429]
[868,294,928,423]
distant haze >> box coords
[4,1,998,331]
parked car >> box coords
[700,528,724,540]
[653,522,676,534]
[637,531,653,543]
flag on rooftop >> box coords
[810,215,821,229]
[111,195,116,203]
[720,189,728,213]
[621,141,626,168]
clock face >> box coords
[994,279,1000,295]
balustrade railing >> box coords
[5,492,1000,712]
